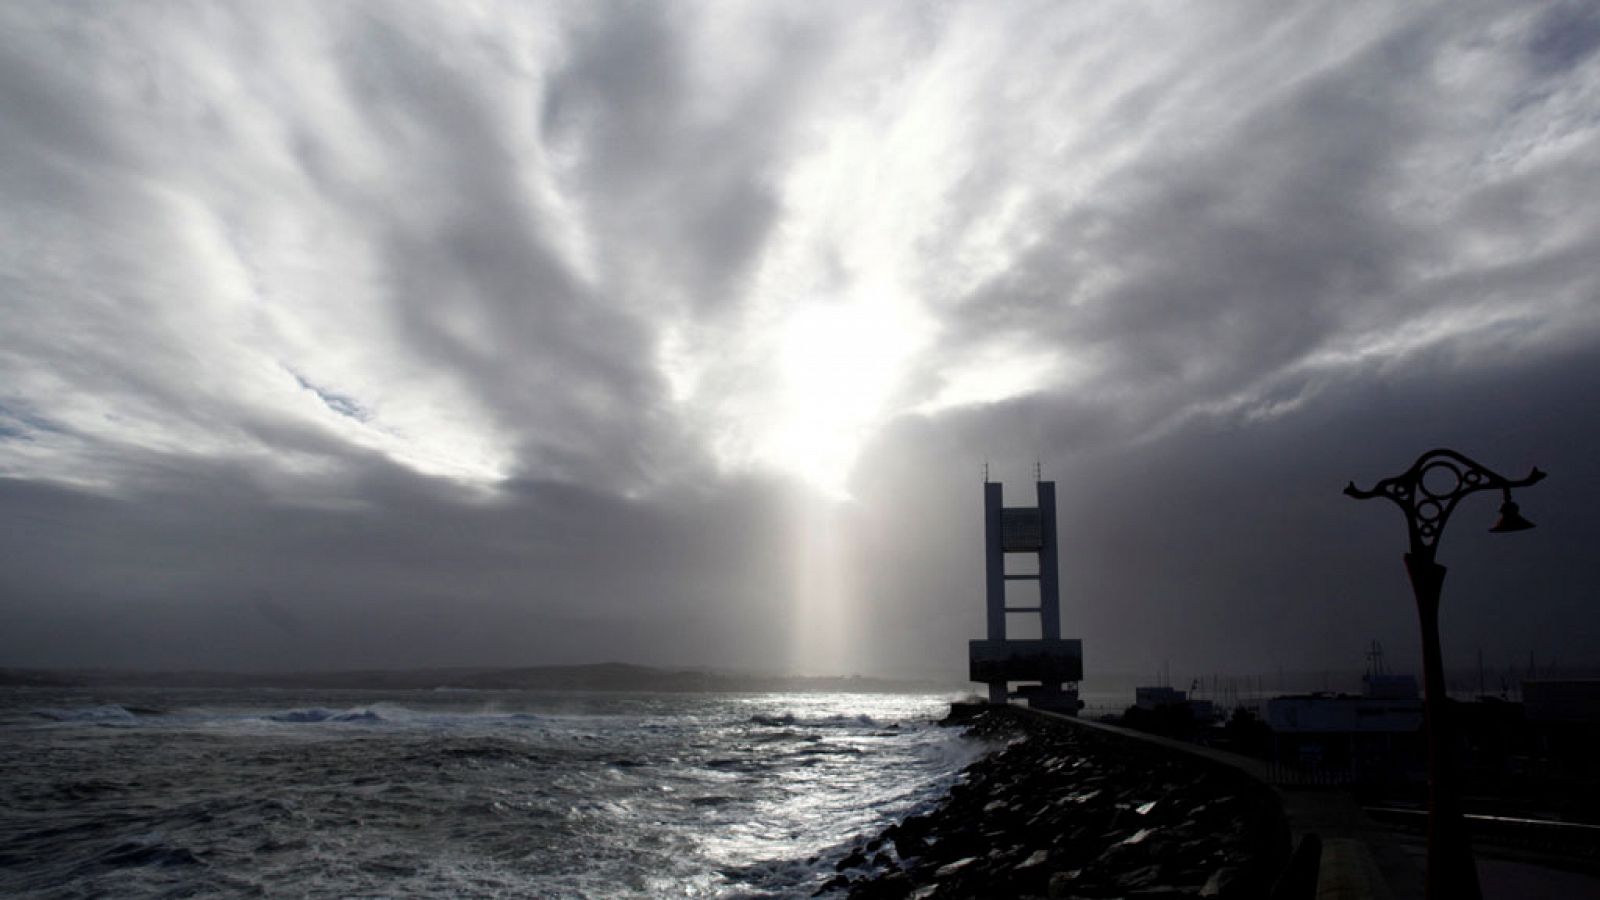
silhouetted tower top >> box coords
[969,478,1082,712]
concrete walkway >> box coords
[1026,709,1420,899]
[1026,709,1600,898]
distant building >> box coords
[1131,685,1214,723]
[1266,673,1423,782]
[1266,693,1423,734]
[1362,672,1419,700]
[1135,686,1187,711]
[1523,680,1600,725]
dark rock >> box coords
[836,849,867,871]
[1046,869,1083,898]
[1199,866,1245,897]
[843,706,1288,900]
[847,870,914,900]
[890,818,930,860]
[1017,849,1049,869]
[933,856,977,877]
[813,873,851,895]
[897,815,930,842]
[1116,862,1165,889]
[892,835,925,861]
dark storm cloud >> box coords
[834,3,1600,681]
[848,341,1600,680]
[926,6,1597,437]
[1526,2,1600,75]
[0,450,801,671]
[312,8,679,484]
[538,2,822,315]
[1,2,1596,681]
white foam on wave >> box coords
[267,707,385,724]
[6,690,963,898]
[261,705,542,728]
[748,712,880,728]
[32,705,138,723]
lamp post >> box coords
[1344,448,1544,900]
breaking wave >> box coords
[749,712,880,728]
[267,707,388,723]
[263,706,542,727]
[32,705,139,723]
[0,690,968,898]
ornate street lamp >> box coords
[1344,448,1545,900]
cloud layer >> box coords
[2,1,1597,679]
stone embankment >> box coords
[822,705,1289,899]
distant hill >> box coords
[0,663,954,694]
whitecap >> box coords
[266,707,389,723]
[32,705,138,722]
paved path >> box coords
[1027,709,1420,898]
[1025,708,1600,898]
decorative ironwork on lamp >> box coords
[1344,447,1544,900]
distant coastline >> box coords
[0,662,959,694]
[10,661,1593,698]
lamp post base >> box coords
[1406,553,1482,900]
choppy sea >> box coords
[0,688,980,898]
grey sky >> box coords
[2,2,1597,681]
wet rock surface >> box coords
[827,706,1289,899]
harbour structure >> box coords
[1522,679,1600,724]
[1266,646,1424,783]
[969,474,1083,712]
[1133,685,1217,722]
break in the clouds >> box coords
[2,2,1598,679]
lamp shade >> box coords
[1489,499,1535,533]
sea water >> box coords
[0,688,980,898]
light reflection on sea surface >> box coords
[0,689,983,898]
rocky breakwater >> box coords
[823,705,1289,899]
